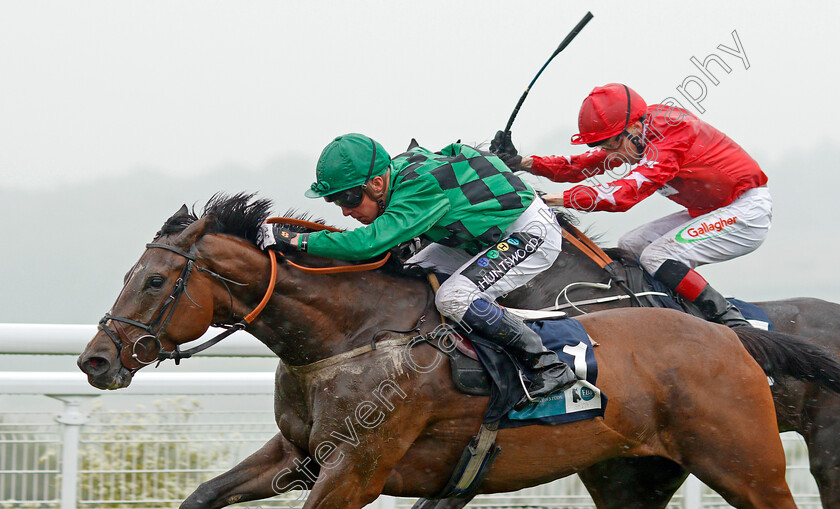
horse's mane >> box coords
[156,192,425,279]
[155,192,278,242]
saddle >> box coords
[423,281,606,499]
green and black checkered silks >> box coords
[304,143,535,260]
[390,144,534,254]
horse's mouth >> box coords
[87,366,133,390]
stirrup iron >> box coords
[516,370,537,404]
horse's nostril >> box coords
[81,356,110,377]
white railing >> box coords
[0,324,823,508]
[0,323,271,357]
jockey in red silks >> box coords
[491,83,772,328]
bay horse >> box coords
[416,212,840,509]
[77,194,840,509]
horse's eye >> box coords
[147,275,166,289]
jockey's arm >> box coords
[524,148,622,183]
[548,148,681,212]
[304,176,451,260]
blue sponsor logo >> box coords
[477,258,490,267]
[507,237,521,246]
[580,386,595,401]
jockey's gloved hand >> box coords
[256,224,300,252]
[394,237,426,263]
[490,130,522,170]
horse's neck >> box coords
[272,269,436,365]
[203,238,437,365]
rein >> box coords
[266,217,391,274]
[101,216,393,371]
[558,222,611,268]
[557,220,643,307]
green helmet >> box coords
[305,133,391,199]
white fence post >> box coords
[50,395,97,509]
[369,495,397,509]
[684,474,702,509]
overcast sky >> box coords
[1,1,838,187]
[1,0,839,326]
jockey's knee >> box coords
[617,232,647,259]
[640,247,697,276]
[638,249,669,276]
[434,278,484,322]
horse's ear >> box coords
[155,204,197,240]
[407,138,419,150]
[164,205,190,224]
[173,215,216,249]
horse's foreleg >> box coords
[180,431,312,509]
[300,410,432,509]
[297,448,395,509]
[301,434,420,509]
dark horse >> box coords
[78,194,840,509]
[415,213,840,509]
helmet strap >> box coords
[622,85,632,131]
[360,137,389,217]
[621,84,645,155]
[363,170,390,217]
[360,137,379,191]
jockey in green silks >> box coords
[257,133,576,407]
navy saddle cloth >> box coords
[467,317,607,429]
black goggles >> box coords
[325,186,365,208]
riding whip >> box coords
[503,11,594,138]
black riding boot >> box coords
[692,285,752,328]
[654,259,751,328]
[461,299,577,408]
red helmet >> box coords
[570,83,647,146]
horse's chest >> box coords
[277,411,312,449]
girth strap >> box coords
[435,422,502,499]
[283,335,416,377]
[427,273,448,326]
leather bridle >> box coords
[99,242,277,372]
[98,216,391,373]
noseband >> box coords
[99,242,277,372]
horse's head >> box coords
[79,192,439,389]
[77,201,254,389]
